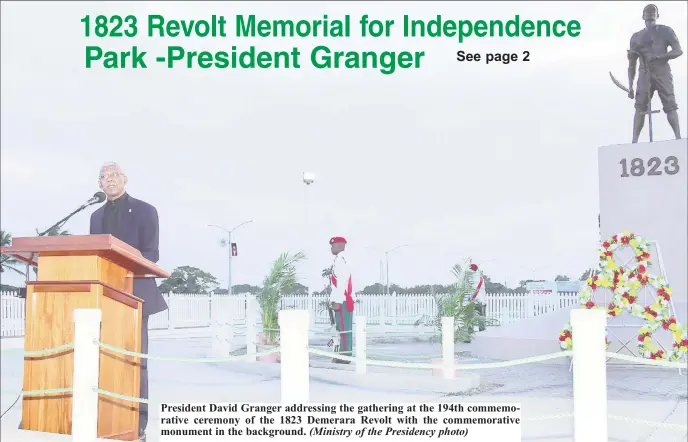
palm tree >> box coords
[0,230,25,276]
[39,227,71,236]
[416,258,492,343]
[256,251,306,345]
[24,227,73,277]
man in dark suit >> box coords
[90,162,166,442]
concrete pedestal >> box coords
[598,139,687,305]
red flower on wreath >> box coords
[649,349,665,360]
[662,318,677,330]
[674,339,688,348]
[621,236,630,245]
[644,306,658,318]
[657,288,670,302]
[621,292,637,304]
[590,275,599,290]
[469,264,479,271]
[608,303,620,316]
[559,330,572,342]
[636,273,649,285]
[637,264,647,274]
[638,331,651,342]
[584,301,595,309]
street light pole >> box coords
[367,244,408,295]
[207,220,253,295]
[302,172,315,294]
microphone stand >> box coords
[36,202,93,237]
[1,200,100,296]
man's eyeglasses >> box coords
[99,172,123,181]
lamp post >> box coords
[366,244,409,295]
[302,172,315,293]
[207,220,253,295]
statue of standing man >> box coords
[627,4,683,143]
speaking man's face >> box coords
[98,166,128,199]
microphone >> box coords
[85,191,107,206]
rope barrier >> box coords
[604,352,688,369]
[308,347,573,369]
[527,412,574,421]
[525,412,687,431]
[1,388,73,396]
[608,414,688,430]
[0,342,74,356]
[96,388,148,404]
[96,340,281,362]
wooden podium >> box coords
[0,235,169,440]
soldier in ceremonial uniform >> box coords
[328,237,355,363]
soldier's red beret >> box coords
[329,237,347,245]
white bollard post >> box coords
[225,321,235,354]
[571,309,607,442]
[246,295,257,362]
[71,309,102,442]
[391,292,398,326]
[167,293,174,330]
[355,316,366,374]
[211,318,222,357]
[307,292,316,330]
[279,310,310,403]
[441,317,455,379]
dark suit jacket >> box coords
[90,194,168,316]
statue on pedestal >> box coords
[610,4,683,143]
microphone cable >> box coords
[0,394,21,419]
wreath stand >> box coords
[569,240,684,374]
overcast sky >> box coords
[2,1,687,292]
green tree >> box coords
[0,230,25,276]
[284,282,308,295]
[228,284,261,294]
[578,269,596,281]
[159,266,219,293]
[481,274,512,293]
[41,227,71,236]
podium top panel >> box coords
[0,234,170,278]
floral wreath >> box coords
[637,317,687,361]
[559,232,687,362]
[598,232,650,275]
[559,323,610,351]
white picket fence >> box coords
[0,291,580,338]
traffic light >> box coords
[231,243,238,257]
